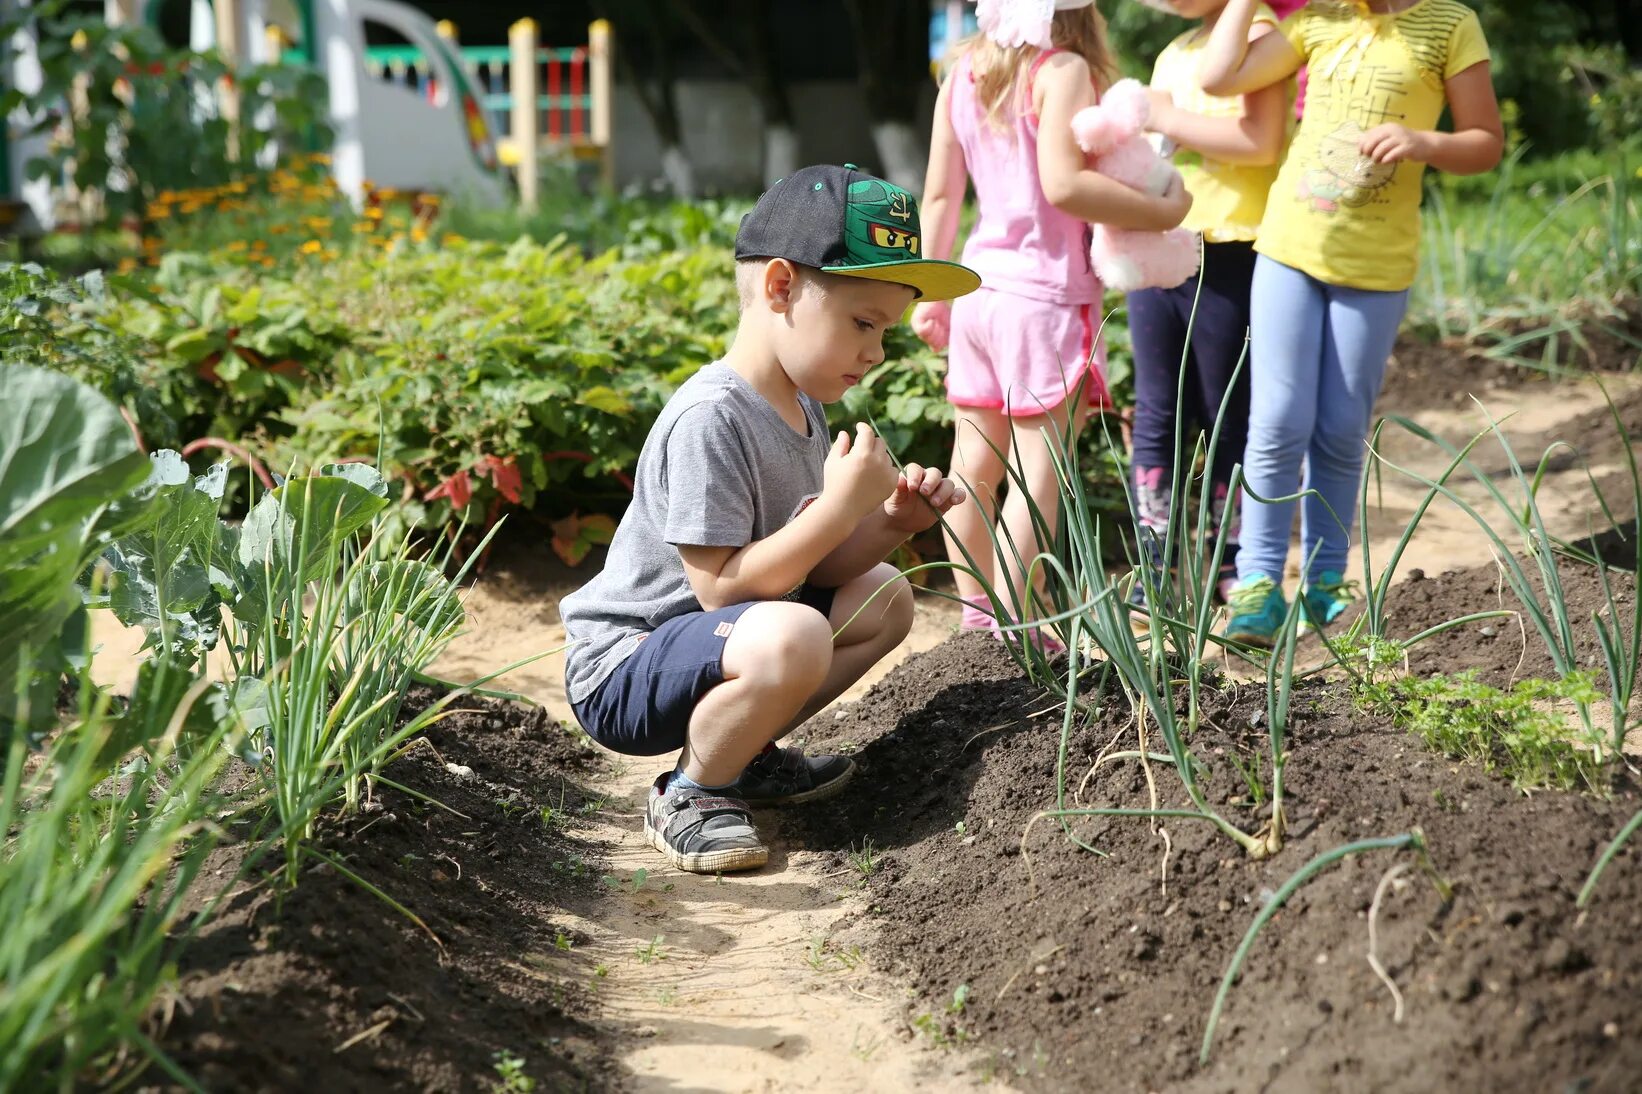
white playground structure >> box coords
[1,0,611,231]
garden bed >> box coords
[146,687,626,1093]
[784,571,1642,1092]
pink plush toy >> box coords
[1070,78,1200,293]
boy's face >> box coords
[765,263,919,403]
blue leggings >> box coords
[1127,241,1256,537]
[1238,256,1409,584]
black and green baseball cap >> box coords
[734,164,981,302]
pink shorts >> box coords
[946,288,1110,417]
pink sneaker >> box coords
[960,595,994,631]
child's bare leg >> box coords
[944,407,1010,603]
[775,562,914,738]
[999,401,1084,619]
[678,602,833,787]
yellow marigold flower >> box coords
[442,233,464,246]
[117,257,139,274]
[351,222,375,234]
[147,205,172,220]
[311,153,331,165]
[299,239,323,255]
[417,192,442,206]
[305,216,332,230]
[225,239,248,252]
[322,248,338,261]
[364,206,384,221]
[250,239,267,250]
[410,227,428,244]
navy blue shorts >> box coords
[570,585,837,757]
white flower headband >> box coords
[975,0,1098,50]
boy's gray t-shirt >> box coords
[560,362,832,705]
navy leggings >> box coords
[1126,240,1257,542]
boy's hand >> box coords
[884,463,967,534]
[824,423,900,521]
[911,301,951,351]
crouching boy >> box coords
[559,164,982,872]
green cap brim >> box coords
[821,258,982,302]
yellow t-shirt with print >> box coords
[1255,0,1491,291]
[1151,3,1287,243]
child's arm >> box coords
[1148,25,1287,167]
[678,424,901,611]
[912,77,969,350]
[809,463,967,587]
[1197,0,1302,98]
[1034,53,1193,231]
[1358,62,1503,176]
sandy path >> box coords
[84,365,1641,1092]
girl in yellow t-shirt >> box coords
[1126,0,1290,607]
[1196,0,1503,647]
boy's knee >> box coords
[879,572,916,643]
[853,564,914,643]
[733,602,833,687]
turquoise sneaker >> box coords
[1300,571,1360,633]
[1222,576,1286,649]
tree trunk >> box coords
[842,0,929,191]
[598,0,695,198]
[676,0,796,187]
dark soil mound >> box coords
[1369,559,1636,687]
[147,687,626,1093]
[785,629,1642,1093]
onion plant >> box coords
[0,667,232,1090]
[1414,145,1641,372]
[1198,830,1439,1065]
[225,471,546,888]
[1366,398,1640,762]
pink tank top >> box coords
[950,50,1100,306]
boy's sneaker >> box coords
[1221,576,1286,650]
[1300,571,1359,633]
[644,774,769,873]
[730,744,855,806]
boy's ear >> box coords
[763,258,799,313]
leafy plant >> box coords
[1355,669,1604,792]
[0,680,236,1089]
[9,3,331,235]
[0,363,152,731]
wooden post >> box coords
[588,18,612,190]
[509,18,538,208]
[215,0,243,160]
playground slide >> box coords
[310,0,510,207]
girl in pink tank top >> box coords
[912,0,1192,645]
